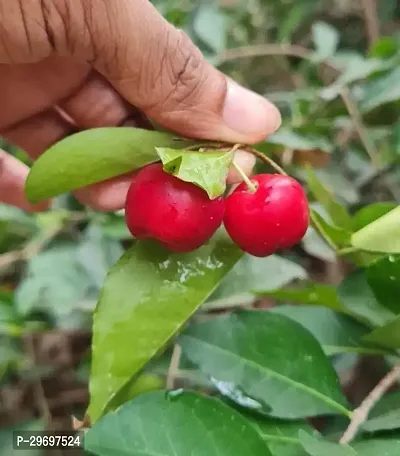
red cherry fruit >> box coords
[124,163,225,253]
[224,174,309,257]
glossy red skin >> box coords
[124,163,225,253]
[224,174,309,257]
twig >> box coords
[360,0,380,47]
[340,363,400,445]
[218,43,380,168]
[166,344,182,390]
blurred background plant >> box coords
[1,0,400,454]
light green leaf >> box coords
[301,227,337,262]
[299,431,357,456]
[351,206,400,253]
[88,231,243,422]
[85,391,271,456]
[25,128,196,203]
[352,203,397,231]
[361,67,400,112]
[179,310,351,419]
[306,168,352,230]
[362,314,400,349]
[338,270,395,327]
[204,254,307,310]
[250,416,318,456]
[194,5,227,53]
[270,305,385,356]
[312,21,339,59]
[259,128,333,154]
[255,283,345,313]
[352,439,400,455]
[156,147,232,199]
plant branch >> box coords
[360,0,380,47]
[340,363,400,445]
[166,344,182,390]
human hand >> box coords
[0,0,281,212]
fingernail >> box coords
[223,80,281,138]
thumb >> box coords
[84,1,281,144]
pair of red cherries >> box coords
[124,163,309,257]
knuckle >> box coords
[145,29,208,112]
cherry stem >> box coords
[232,161,257,193]
[246,147,288,176]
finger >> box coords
[82,0,282,144]
[74,171,137,212]
[0,150,49,211]
[2,110,76,159]
[227,150,256,184]
[58,73,144,129]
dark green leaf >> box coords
[179,310,350,419]
[311,210,351,250]
[25,128,195,203]
[352,203,397,231]
[351,206,400,254]
[306,168,352,230]
[312,21,339,59]
[361,67,400,112]
[366,255,400,314]
[85,391,271,456]
[362,314,400,349]
[270,306,384,356]
[156,147,232,199]
[250,416,318,456]
[338,270,395,327]
[352,439,400,455]
[205,254,307,310]
[255,283,345,313]
[88,231,242,422]
[298,431,357,456]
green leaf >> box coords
[255,282,345,312]
[352,203,397,231]
[298,431,357,456]
[194,5,227,53]
[259,128,333,154]
[179,310,350,419]
[270,305,384,356]
[306,168,352,230]
[338,270,395,327]
[352,439,400,455]
[301,227,337,262]
[363,391,400,432]
[85,391,271,456]
[156,147,232,199]
[250,416,318,456]
[311,210,351,250]
[25,127,196,203]
[0,419,45,456]
[204,254,307,310]
[366,255,400,314]
[312,21,339,59]
[88,231,243,422]
[362,314,400,349]
[351,206,400,253]
[361,67,400,112]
